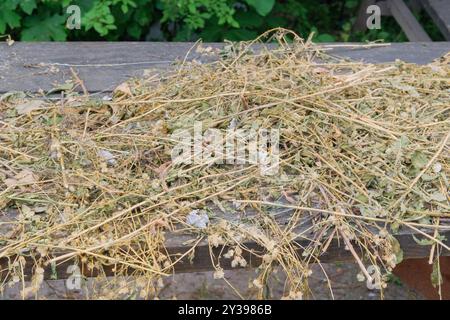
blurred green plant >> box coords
[0,0,444,42]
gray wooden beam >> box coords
[422,0,450,40]
[388,0,432,41]
[1,42,449,94]
[2,228,449,281]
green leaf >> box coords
[430,191,447,202]
[21,14,67,41]
[265,15,286,28]
[411,151,428,169]
[84,2,117,36]
[356,194,368,204]
[390,221,400,233]
[386,273,403,286]
[199,23,223,42]
[315,33,336,42]
[224,29,258,41]
[134,9,152,26]
[431,259,443,288]
[345,0,359,9]
[390,135,409,153]
[342,22,352,32]
[234,10,263,28]
[421,173,438,182]
[127,23,142,39]
[390,237,403,264]
[20,0,37,14]
[245,0,275,16]
[412,235,434,246]
[0,0,21,33]
[50,261,58,280]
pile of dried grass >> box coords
[0,29,449,299]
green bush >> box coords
[0,0,444,42]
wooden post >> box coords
[388,0,432,41]
[422,0,450,40]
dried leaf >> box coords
[213,268,224,279]
[411,151,428,169]
[4,170,37,188]
[15,100,45,115]
[186,210,209,229]
[114,82,132,96]
[430,191,447,202]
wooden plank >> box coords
[1,207,449,280]
[321,42,449,63]
[408,0,423,13]
[0,42,212,95]
[422,0,450,40]
[2,228,449,281]
[1,42,450,94]
[388,0,432,41]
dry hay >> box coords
[0,29,449,299]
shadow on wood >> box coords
[394,257,450,300]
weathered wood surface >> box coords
[1,42,450,93]
[1,42,450,280]
[1,188,449,280]
[2,226,450,281]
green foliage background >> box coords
[0,0,444,42]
